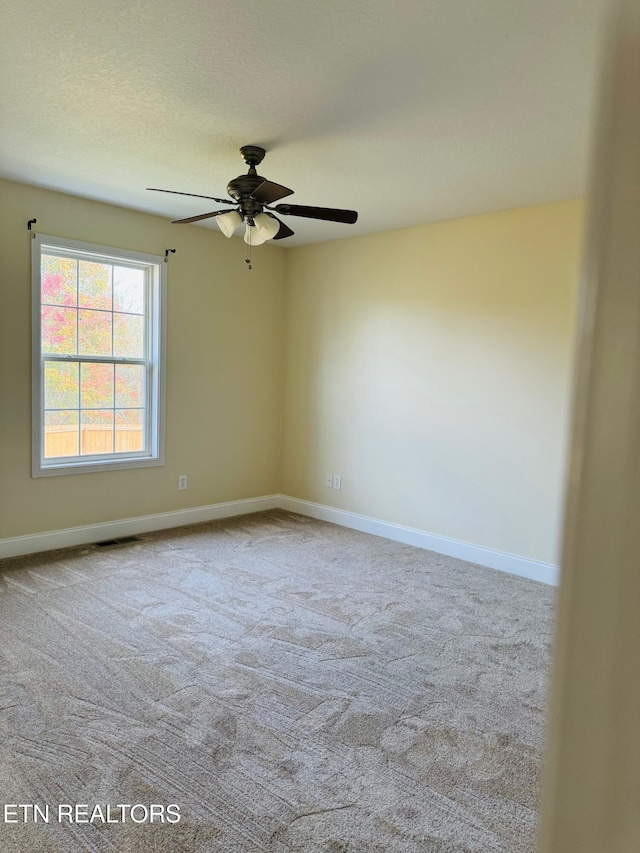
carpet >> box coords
[0,510,555,852]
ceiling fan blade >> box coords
[273,203,358,224]
[147,188,234,205]
[251,180,294,204]
[171,210,236,224]
[266,214,295,240]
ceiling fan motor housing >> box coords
[228,146,269,219]
[227,173,266,202]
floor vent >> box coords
[94,536,143,549]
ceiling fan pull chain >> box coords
[245,240,252,270]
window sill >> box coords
[33,455,165,478]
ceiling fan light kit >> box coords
[216,210,243,238]
[147,145,358,266]
[243,224,265,246]
[254,212,280,240]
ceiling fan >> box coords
[147,145,358,247]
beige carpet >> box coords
[0,510,555,852]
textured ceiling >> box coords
[0,0,605,246]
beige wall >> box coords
[0,179,286,538]
[280,200,583,564]
[0,179,582,565]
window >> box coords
[32,234,166,476]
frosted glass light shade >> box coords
[254,212,280,241]
[216,210,242,238]
[244,225,266,246]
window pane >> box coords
[44,361,79,409]
[42,256,77,306]
[81,409,113,455]
[115,364,144,408]
[36,240,162,474]
[78,309,112,356]
[81,362,114,408]
[79,261,112,310]
[44,410,79,458]
[113,267,145,314]
[42,306,77,354]
[116,409,144,452]
[114,313,144,358]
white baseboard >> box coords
[278,495,559,586]
[0,492,559,586]
[0,495,280,559]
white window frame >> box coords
[32,234,166,477]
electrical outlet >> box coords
[178,474,188,490]
[332,474,342,490]
[326,474,333,487]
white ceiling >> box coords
[1,0,605,246]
